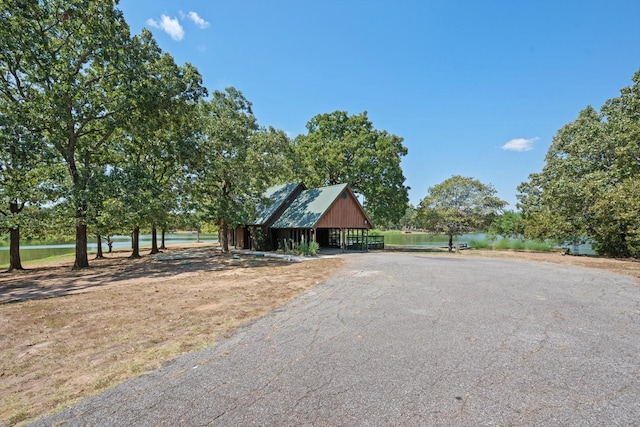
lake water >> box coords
[381,232,596,255]
[0,233,218,267]
[383,232,486,248]
[1,231,596,267]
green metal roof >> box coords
[253,182,302,225]
[271,183,348,229]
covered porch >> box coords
[273,227,381,251]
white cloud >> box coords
[501,137,539,152]
[146,14,185,41]
[186,11,210,29]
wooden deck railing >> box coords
[345,235,384,250]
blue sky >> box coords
[119,0,640,208]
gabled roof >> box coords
[253,182,304,225]
[271,183,349,229]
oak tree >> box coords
[518,70,640,256]
[293,111,409,227]
[417,176,506,251]
[0,0,151,268]
[190,88,287,252]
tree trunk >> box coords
[160,228,167,250]
[129,226,141,259]
[95,234,104,259]
[8,226,24,271]
[74,221,90,269]
[448,233,454,252]
[68,152,89,269]
[220,222,229,252]
[150,226,159,254]
[106,235,113,253]
[6,201,24,271]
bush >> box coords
[309,241,320,256]
[468,237,556,252]
[510,239,526,251]
[286,241,320,256]
[298,241,309,256]
[524,240,555,252]
[469,239,492,249]
[494,238,511,250]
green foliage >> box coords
[518,69,640,257]
[292,111,409,227]
[0,0,173,267]
[285,240,320,256]
[469,238,554,252]
[494,238,511,250]
[110,46,205,252]
[416,175,506,250]
[510,239,526,251]
[250,226,269,251]
[388,203,419,230]
[489,211,524,239]
[524,240,555,252]
[189,88,286,252]
[308,241,320,256]
[298,241,309,256]
[200,222,220,234]
[369,229,386,236]
[469,238,492,249]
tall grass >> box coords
[469,238,556,252]
[469,239,492,249]
[510,239,526,251]
[524,240,556,252]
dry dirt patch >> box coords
[464,249,640,279]
[0,245,343,426]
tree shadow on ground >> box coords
[0,247,294,304]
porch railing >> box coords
[345,235,384,250]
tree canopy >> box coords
[518,69,640,257]
[1,2,413,269]
[416,176,506,251]
[1,0,149,268]
[0,0,206,268]
[188,88,289,252]
[489,210,524,239]
[292,111,409,227]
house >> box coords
[233,182,375,251]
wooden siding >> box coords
[237,227,248,249]
[315,189,372,229]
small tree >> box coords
[417,176,506,251]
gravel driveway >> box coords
[32,253,640,426]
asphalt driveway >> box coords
[32,253,640,426]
